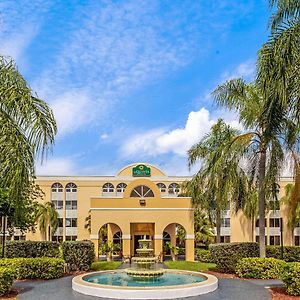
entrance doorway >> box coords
[130,223,154,256]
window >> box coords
[220,236,230,243]
[66,236,77,241]
[130,185,154,197]
[295,236,300,246]
[66,218,77,227]
[270,236,280,245]
[52,236,63,243]
[103,183,114,193]
[66,200,77,210]
[66,182,77,192]
[116,183,127,193]
[157,183,166,193]
[221,218,230,227]
[14,235,26,241]
[270,218,280,228]
[256,218,267,227]
[51,182,63,193]
[58,218,63,227]
[168,183,180,194]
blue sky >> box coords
[0,0,271,176]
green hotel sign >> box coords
[132,164,151,177]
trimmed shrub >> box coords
[236,257,285,279]
[0,267,14,296]
[196,249,213,263]
[209,242,259,273]
[62,241,94,271]
[5,241,60,258]
[0,257,64,279]
[281,262,300,296]
[267,246,300,262]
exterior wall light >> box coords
[139,199,146,206]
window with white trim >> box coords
[157,183,166,193]
[116,183,127,193]
[103,183,114,193]
[168,183,180,195]
[130,185,154,197]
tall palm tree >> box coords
[0,57,57,209]
[36,202,59,241]
[213,80,284,257]
[187,119,249,243]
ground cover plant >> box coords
[281,262,300,296]
[0,267,14,296]
[196,249,214,263]
[91,261,122,271]
[164,261,216,272]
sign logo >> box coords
[132,164,151,177]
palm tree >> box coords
[281,183,300,244]
[187,119,249,243]
[194,210,214,247]
[213,79,284,257]
[36,202,59,241]
[0,57,56,209]
[258,1,300,247]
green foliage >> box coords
[281,262,300,296]
[196,249,213,263]
[0,258,64,279]
[194,210,214,246]
[91,261,122,271]
[209,242,259,273]
[0,267,14,296]
[62,241,94,271]
[4,241,60,258]
[236,257,285,279]
[267,246,300,262]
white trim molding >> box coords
[90,234,98,240]
[154,234,163,240]
[90,208,194,211]
[122,234,131,240]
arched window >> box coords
[51,182,63,193]
[66,182,77,192]
[168,183,180,195]
[130,185,154,197]
[156,183,166,193]
[103,183,114,193]
[66,183,77,210]
[51,183,63,210]
[116,183,127,193]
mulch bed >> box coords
[0,288,18,299]
[270,288,300,300]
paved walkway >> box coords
[13,275,272,300]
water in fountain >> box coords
[125,235,164,280]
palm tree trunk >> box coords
[258,146,267,257]
[251,216,255,242]
[216,210,221,243]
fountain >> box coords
[125,235,164,279]
[72,236,218,299]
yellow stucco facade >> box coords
[22,163,299,261]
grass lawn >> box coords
[164,261,216,272]
[91,261,123,271]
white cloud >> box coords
[122,107,240,158]
[100,134,108,140]
[36,158,76,176]
[221,59,256,82]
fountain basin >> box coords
[72,269,218,299]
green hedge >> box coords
[281,262,300,296]
[5,241,60,258]
[62,241,94,271]
[196,249,213,263]
[236,257,285,279]
[267,246,300,262]
[0,267,14,296]
[0,258,64,279]
[209,242,259,273]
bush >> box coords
[62,241,94,271]
[0,257,64,279]
[196,249,213,263]
[209,242,259,273]
[0,267,14,296]
[5,241,60,258]
[236,257,285,279]
[281,262,300,296]
[267,246,300,262]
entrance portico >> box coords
[89,165,195,261]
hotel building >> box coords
[22,163,298,261]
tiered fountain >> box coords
[125,236,164,279]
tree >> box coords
[35,202,59,241]
[187,119,249,243]
[0,56,56,209]
[194,210,214,247]
[281,183,300,243]
[213,80,284,257]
